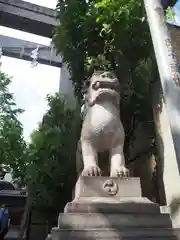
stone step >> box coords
[64,198,160,214]
[58,213,172,229]
[51,227,178,240]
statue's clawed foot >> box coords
[111,165,129,178]
[82,165,102,176]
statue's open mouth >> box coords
[96,88,117,95]
[92,81,119,91]
[95,87,119,102]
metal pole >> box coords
[144,0,180,171]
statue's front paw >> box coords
[82,165,102,176]
[111,165,129,178]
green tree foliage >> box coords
[53,0,157,159]
[0,71,27,185]
[26,93,79,219]
[54,0,151,98]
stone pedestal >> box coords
[50,176,176,240]
[74,176,141,199]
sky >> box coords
[23,0,57,8]
[0,0,59,142]
[167,0,180,26]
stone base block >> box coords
[64,197,160,214]
[51,227,177,240]
[58,212,172,229]
[74,176,141,199]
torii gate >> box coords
[0,0,75,106]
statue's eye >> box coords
[101,74,106,78]
[92,81,100,90]
[107,72,114,79]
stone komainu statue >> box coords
[76,71,129,178]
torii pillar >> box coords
[59,64,77,108]
[144,0,180,227]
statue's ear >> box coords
[82,78,92,104]
[83,78,90,90]
[117,95,120,106]
[116,84,121,106]
[87,89,97,106]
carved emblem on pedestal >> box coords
[103,179,118,196]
